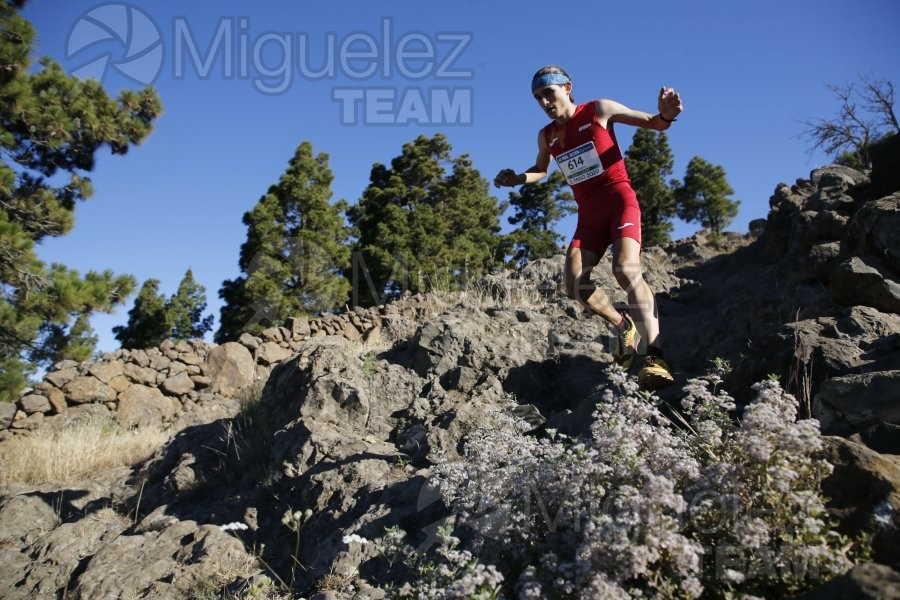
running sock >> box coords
[615,315,629,331]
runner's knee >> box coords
[569,278,593,303]
[613,259,642,289]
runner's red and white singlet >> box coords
[542,101,631,200]
[543,101,642,253]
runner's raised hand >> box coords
[658,86,683,121]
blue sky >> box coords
[21,0,900,353]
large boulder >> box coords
[44,367,79,389]
[256,341,293,366]
[18,394,50,414]
[7,508,128,599]
[124,363,162,386]
[796,563,900,600]
[63,376,117,405]
[270,337,373,435]
[205,342,256,397]
[161,372,194,397]
[117,384,180,428]
[0,495,62,599]
[813,371,900,434]
[809,164,868,188]
[73,520,255,599]
[87,361,125,384]
[847,193,900,274]
[834,305,900,341]
[830,257,900,314]
[820,437,900,568]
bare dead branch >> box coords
[798,75,897,168]
[860,75,899,133]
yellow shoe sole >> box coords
[638,365,675,390]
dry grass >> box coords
[236,379,268,415]
[316,568,355,592]
[0,417,170,488]
[421,270,549,312]
[788,309,815,419]
[187,556,293,600]
[460,275,549,310]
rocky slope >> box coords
[1,147,899,598]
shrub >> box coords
[380,368,859,599]
[381,524,504,599]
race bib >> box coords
[556,141,603,185]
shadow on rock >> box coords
[504,355,610,438]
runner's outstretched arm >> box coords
[596,86,684,131]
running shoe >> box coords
[638,355,675,390]
[613,312,638,368]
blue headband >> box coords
[531,73,570,93]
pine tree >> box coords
[437,152,507,287]
[40,312,98,364]
[114,270,212,349]
[64,314,99,361]
[675,157,740,238]
[216,141,350,342]
[625,129,677,246]
[506,171,575,267]
[347,133,504,305]
[0,1,161,400]
[112,279,169,349]
[167,268,214,340]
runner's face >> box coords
[533,83,571,118]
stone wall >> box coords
[1,294,443,439]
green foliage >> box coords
[347,133,505,306]
[835,149,867,170]
[361,352,378,379]
[0,2,161,400]
[380,524,504,598]
[217,141,350,341]
[61,313,99,362]
[675,156,740,238]
[168,268,214,340]
[281,508,314,590]
[113,269,213,349]
[834,131,895,171]
[625,128,677,246]
[505,170,574,267]
[112,279,168,349]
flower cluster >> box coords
[281,508,313,533]
[381,524,503,599]
[381,367,859,599]
[683,378,850,597]
[343,533,370,546]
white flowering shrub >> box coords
[381,367,860,599]
[381,524,504,599]
[680,376,853,597]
